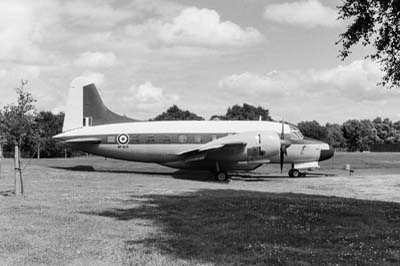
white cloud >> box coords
[311,60,390,100]
[157,7,264,47]
[125,6,264,51]
[218,71,302,98]
[218,60,400,122]
[135,82,163,102]
[62,1,133,29]
[264,0,339,28]
[121,81,179,116]
[0,0,59,62]
[70,71,105,89]
[128,81,179,103]
[219,60,391,101]
[73,51,117,68]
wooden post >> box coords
[14,143,23,196]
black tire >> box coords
[291,169,300,178]
[288,169,294,177]
[215,171,229,182]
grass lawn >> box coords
[0,153,399,265]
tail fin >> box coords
[62,83,136,132]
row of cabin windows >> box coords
[112,134,220,144]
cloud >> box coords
[157,7,264,47]
[135,82,164,102]
[311,60,391,100]
[128,82,179,103]
[218,71,302,98]
[217,60,400,122]
[62,1,133,29]
[70,71,105,89]
[121,81,179,116]
[73,51,117,68]
[219,60,391,101]
[125,6,264,51]
[0,0,59,63]
[263,0,339,28]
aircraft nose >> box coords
[319,145,335,161]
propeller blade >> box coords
[280,120,284,140]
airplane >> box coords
[53,84,334,182]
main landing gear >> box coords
[214,162,230,182]
[288,168,306,178]
[214,171,230,182]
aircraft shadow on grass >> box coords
[82,189,400,266]
[49,165,325,183]
[50,165,215,182]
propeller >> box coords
[280,121,291,173]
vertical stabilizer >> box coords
[62,83,136,132]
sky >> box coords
[1,0,399,124]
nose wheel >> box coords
[288,168,306,178]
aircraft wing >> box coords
[178,141,246,156]
[178,141,246,162]
[65,137,102,144]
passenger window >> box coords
[131,135,140,144]
[178,135,187,143]
[194,135,202,143]
[147,135,155,143]
[163,136,171,143]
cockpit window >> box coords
[290,125,304,140]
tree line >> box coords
[2,97,400,158]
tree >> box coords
[31,111,65,158]
[0,80,37,195]
[297,120,327,141]
[325,123,347,149]
[212,103,273,121]
[152,105,204,121]
[337,1,400,88]
[342,119,378,151]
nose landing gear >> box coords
[288,168,306,178]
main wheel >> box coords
[215,171,229,182]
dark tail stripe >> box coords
[83,84,138,126]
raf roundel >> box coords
[117,134,130,145]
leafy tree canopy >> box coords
[297,120,327,141]
[0,81,36,145]
[152,105,204,121]
[212,103,273,121]
[337,0,400,88]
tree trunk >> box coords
[37,143,40,159]
[0,144,3,179]
[14,143,23,196]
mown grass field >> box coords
[0,152,400,265]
